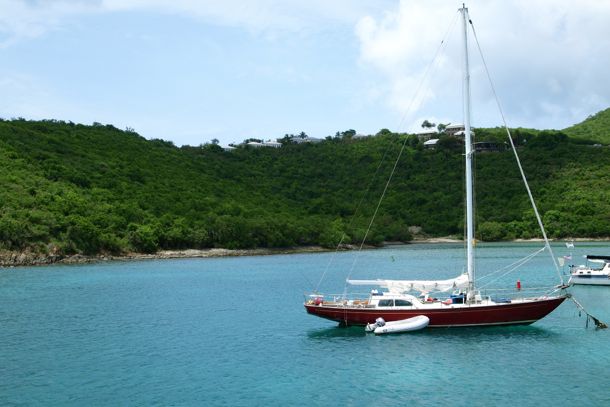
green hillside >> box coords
[0,118,609,258]
[563,108,610,144]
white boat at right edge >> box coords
[569,255,610,286]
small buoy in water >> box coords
[516,279,521,290]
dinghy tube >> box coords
[365,315,429,335]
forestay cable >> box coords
[468,17,563,285]
[477,247,544,289]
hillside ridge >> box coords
[1,114,609,261]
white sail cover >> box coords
[348,273,469,294]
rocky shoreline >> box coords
[0,246,332,268]
[2,238,608,268]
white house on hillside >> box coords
[453,130,474,139]
[424,138,439,149]
[245,139,282,148]
[445,124,465,137]
[263,140,281,148]
[293,136,323,144]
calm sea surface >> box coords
[1,242,609,406]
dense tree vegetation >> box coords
[563,108,610,144]
[0,115,608,257]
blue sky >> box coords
[1,0,609,146]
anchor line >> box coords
[569,294,608,329]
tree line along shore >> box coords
[0,110,609,266]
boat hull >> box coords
[305,296,567,328]
[569,276,610,286]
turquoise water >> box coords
[1,242,609,406]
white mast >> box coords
[461,4,475,296]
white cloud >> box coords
[0,0,393,45]
[99,0,391,32]
[355,0,610,130]
[0,0,97,46]
[2,0,609,144]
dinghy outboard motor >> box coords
[365,317,386,332]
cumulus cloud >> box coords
[2,0,608,140]
[355,0,610,130]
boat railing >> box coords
[478,286,562,300]
[304,292,373,307]
[306,285,561,306]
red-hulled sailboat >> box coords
[305,4,568,328]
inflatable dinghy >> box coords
[365,315,429,335]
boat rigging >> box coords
[304,4,570,328]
